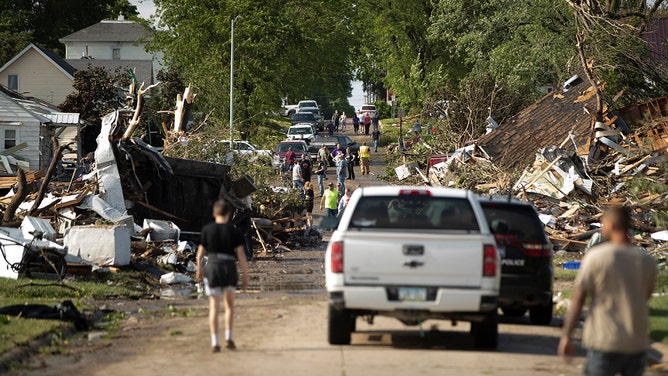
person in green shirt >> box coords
[319,182,339,217]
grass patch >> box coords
[554,267,578,282]
[0,315,65,354]
[650,295,668,345]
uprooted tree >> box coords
[566,0,668,121]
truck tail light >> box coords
[483,244,497,277]
[522,243,553,257]
[331,241,343,273]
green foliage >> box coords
[59,65,132,124]
[150,0,358,138]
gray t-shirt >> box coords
[576,242,657,353]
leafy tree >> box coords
[59,65,131,153]
[566,0,668,118]
[150,0,358,139]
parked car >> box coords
[286,124,316,143]
[298,107,324,131]
[298,99,319,109]
[324,186,500,348]
[272,140,309,169]
[358,104,378,118]
[281,98,299,117]
[291,111,320,133]
[218,140,272,162]
[478,196,553,325]
[308,135,359,165]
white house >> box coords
[0,86,81,172]
[59,19,163,85]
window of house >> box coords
[4,129,17,150]
[112,48,121,60]
[7,75,18,91]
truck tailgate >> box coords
[342,231,485,287]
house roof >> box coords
[59,20,153,43]
[0,43,75,79]
[66,59,153,86]
[477,69,598,171]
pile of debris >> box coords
[384,90,668,259]
[0,84,320,287]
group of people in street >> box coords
[328,109,380,136]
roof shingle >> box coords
[59,20,153,43]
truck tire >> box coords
[288,110,296,118]
[529,302,553,325]
[471,312,498,349]
[328,305,354,345]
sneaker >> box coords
[212,345,221,353]
[225,340,236,350]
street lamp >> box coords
[230,15,241,146]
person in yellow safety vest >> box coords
[359,142,371,175]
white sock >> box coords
[225,329,232,341]
[211,333,219,347]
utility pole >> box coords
[230,15,241,147]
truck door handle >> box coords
[403,260,424,268]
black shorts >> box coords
[205,259,238,289]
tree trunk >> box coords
[2,169,27,225]
[29,137,70,217]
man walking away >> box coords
[345,147,356,180]
[197,200,249,352]
[319,182,339,217]
[300,154,312,182]
[559,206,657,375]
[372,128,381,152]
[352,115,360,134]
[363,113,371,135]
[359,142,371,175]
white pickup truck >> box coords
[324,186,500,348]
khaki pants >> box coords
[360,157,370,174]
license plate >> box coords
[398,287,427,302]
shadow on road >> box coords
[350,328,587,357]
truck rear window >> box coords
[349,196,480,232]
[481,204,546,242]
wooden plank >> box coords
[0,142,28,156]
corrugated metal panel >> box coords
[43,113,79,124]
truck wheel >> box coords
[288,110,296,118]
[501,308,526,317]
[328,305,354,345]
[471,312,498,349]
[529,302,553,325]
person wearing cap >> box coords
[319,182,339,217]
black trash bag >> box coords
[0,300,88,330]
